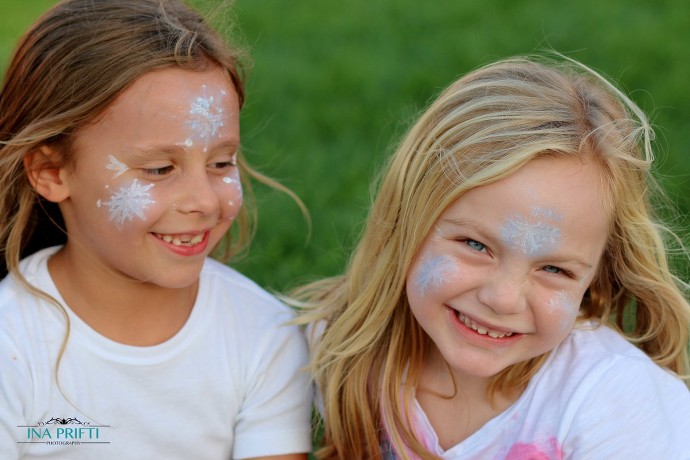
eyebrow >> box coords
[129,140,240,157]
[439,217,595,270]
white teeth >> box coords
[457,312,513,339]
[157,233,203,246]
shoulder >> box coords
[529,322,690,455]
[523,322,690,424]
[198,259,305,353]
[0,247,60,321]
[558,323,683,380]
[201,258,295,320]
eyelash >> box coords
[143,165,174,176]
[209,160,237,170]
[142,159,237,176]
[465,239,486,252]
[542,265,573,277]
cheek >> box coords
[408,253,461,300]
[96,179,156,230]
[542,290,580,332]
[218,169,243,221]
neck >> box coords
[415,347,519,449]
[418,347,491,400]
[48,246,198,346]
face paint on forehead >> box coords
[530,204,561,221]
[501,205,562,256]
[186,85,228,150]
[105,154,129,178]
[414,254,459,296]
[96,179,155,229]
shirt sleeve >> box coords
[564,357,690,459]
[232,314,312,459]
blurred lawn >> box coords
[1,0,689,292]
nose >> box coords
[174,169,218,215]
[476,267,527,315]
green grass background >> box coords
[1,0,688,293]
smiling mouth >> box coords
[456,312,515,339]
[153,232,204,247]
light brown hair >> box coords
[0,0,302,406]
[0,0,278,282]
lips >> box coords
[153,232,204,247]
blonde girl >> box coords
[296,56,690,459]
[0,1,310,458]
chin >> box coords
[142,267,205,290]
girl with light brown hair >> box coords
[0,1,310,458]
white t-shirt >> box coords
[0,246,312,459]
[384,322,690,459]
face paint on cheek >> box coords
[221,169,242,219]
[105,154,128,178]
[414,254,459,296]
[547,290,579,330]
[96,179,155,229]
[432,225,444,241]
[501,206,562,256]
[186,84,228,151]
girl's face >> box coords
[406,156,610,384]
[57,66,242,288]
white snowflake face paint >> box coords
[405,156,610,384]
[97,179,155,228]
[186,85,228,151]
[530,204,561,221]
[414,254,459,296]
[58,65,244,290]
[547,290,579,330]
[432,225,444,241]
[547,290,577,312]
[501,205,562,256]
[105,154,129,178]
[222,165,243,212]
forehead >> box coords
[70,65,239,157]
[103,66,237,121]
[439,156,611,248]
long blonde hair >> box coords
[294,55,690,459]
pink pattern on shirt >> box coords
[505,437,563,460]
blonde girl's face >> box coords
[406,156,610,384]
[57,66,242,288]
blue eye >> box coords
[543,265,562,274]
[466,239,486,252]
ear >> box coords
[24,145,71,203]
